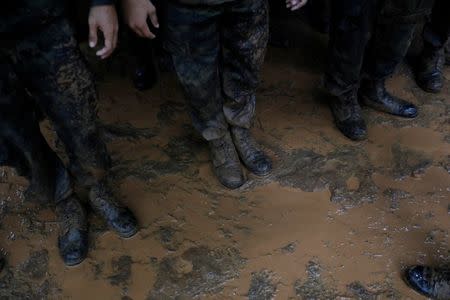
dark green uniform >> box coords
[1,0,112,188]
[164,0,269,140]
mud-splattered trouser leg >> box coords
[165,0,268,141]
[0,57,71,203]
[12,18,110,186]
[324,0,377,96]
[362,0,432,81]
[422,0,450,51]
[324,0,431,95]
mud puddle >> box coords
[0,23,449,299]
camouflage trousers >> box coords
[164,0,269,140]
[0,18,110,187]
[324,0,433,96]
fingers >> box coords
[286,0,308,10]
[88,18,98,48]
[149,8,159,29]
[96,28,116,59]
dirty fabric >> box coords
[0,18,110,187]
[165,0,269,140]
[324,0,433,96]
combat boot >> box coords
[359,79,418,118]
[329,91,367,141]
[230,127,272,176]
[89,180,138,238]
[209,132,245,189]
[56,195,88,266]
[404,265,450,300]
[54,159,88,266]
[416,46,445,93]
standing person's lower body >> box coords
[0,18,138,265]
[165,0,272,189]
[416,0,450,93]
[324,0,431,141]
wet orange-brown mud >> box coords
[1,24,449,300]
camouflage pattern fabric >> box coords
[164,0,269,140]
[0,18,110,187]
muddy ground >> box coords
[0,19,449,300]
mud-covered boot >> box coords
[329,91,367,141]
[56,195,88,266]
[404,266,450,299]
[209,132,245,189]
[416,47,445,93]
[230,127,272,176]
[89,180,138,238]
[360,79,418,118]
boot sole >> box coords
[116,226,139,239]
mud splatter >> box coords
[108,255,133,286]
[390,143,432,179]
[248,270,278,300]
[294,259,337,299]
[148,246,245,299]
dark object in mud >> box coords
[248,270,278,300]
[404,265,450,300]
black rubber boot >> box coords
[329,91,367,141]
[89,180,138,238]
[359,79,418,118]
[56,195,88,267]
[209,132,245,189]
[230,127,272,176]
[404,266,450,300]
[54,158,88,267]
[416,47,445,93]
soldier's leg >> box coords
[323,0,376,141]
[15,19,137,238]
[359,0,432,117]
[0,57,88,266]
[221,0,272,176]
[165,3,245,189]
[416,0,450,92]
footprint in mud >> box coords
[148,246,245,299]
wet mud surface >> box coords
[1,21,449,300]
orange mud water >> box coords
[0,24,449,299]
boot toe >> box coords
[58,229,88,266]
[400,104,418,118]
[249,155,272,176]
[215,165,245,189]
[404,266,432,296]
[110,209,138,238]
[337,120,367,141]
